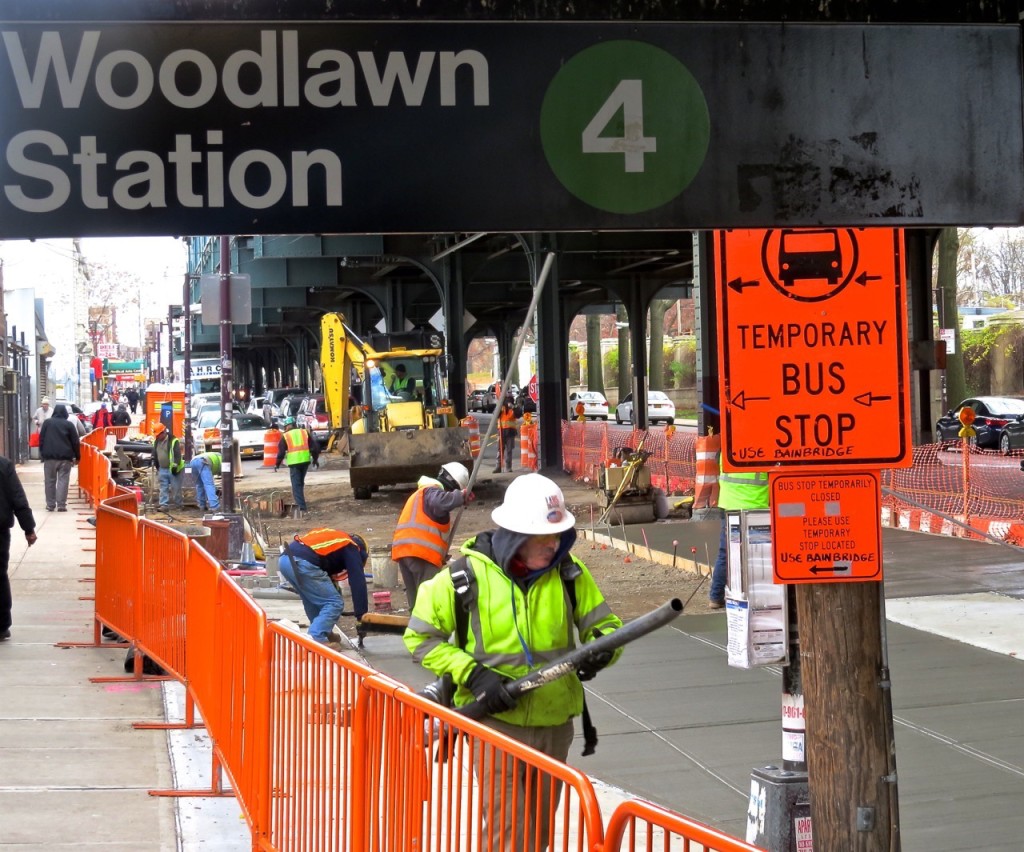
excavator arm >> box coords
[320,312,369,441]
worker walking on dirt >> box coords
[278,528,370,646]
[189,451,221,512]
[494,394,522,473]
[152,423,184,509]
[275,416,320,514]
[392,462,472,610]
[709,457,768,609]
[404,472,622,852]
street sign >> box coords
[0,23,1020,238]
[717,227,912,471]
[770,471,882,583]
[528,374,539,403]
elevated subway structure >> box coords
[185,231,697,468]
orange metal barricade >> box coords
[265,624,376,852]
[79,427,772,852]
[353,676,606,852]
[601,798,764,851]
[137,521,190,680]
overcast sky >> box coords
[1,237,188,376]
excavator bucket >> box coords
[349,428,472,493]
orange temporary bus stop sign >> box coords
[716,228,912,472]
[771,471,882,584]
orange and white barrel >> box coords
[263,429,281,467]
[693,432,721,508]
[461,416,481,458]
[520,422,538,471]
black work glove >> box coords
[577,630,614,682]
[312,459,320,469]
[466,665,517,714]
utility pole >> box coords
[218,236,235,512]
[796,583,897,851]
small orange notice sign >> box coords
[771,471,882,584]
[716,228,911,471]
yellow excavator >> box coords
[319,313,472,499]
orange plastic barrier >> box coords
[263,428,281,467]
[520,420,538,470]
[694,431,722,508]
[461,415,481,458]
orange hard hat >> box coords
[153,422,167,435]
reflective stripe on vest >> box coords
[392,485,450,566]
[718,465,768,510]
[284,428,311,465]
[298,528,357,556]
[169,437,184,474]
[499,407,517,428]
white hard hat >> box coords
[440,461,470,490]
[491,473,576,535]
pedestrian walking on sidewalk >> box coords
[0,456,37,640]
[112,404,132,426]
[278,528,369,645]
[38,404,80,512]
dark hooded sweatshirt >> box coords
[38,405,81,462]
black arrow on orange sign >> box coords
[854,392,892,407]
[855,271,883,286]
[809,565,852,575]
[727,276,760,293]
[730,390,770,410]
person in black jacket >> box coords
[0,455,37,640]
[39,404,80,512]
[111,404,132,426]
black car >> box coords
[935,396,1024,450]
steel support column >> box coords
[693,232,720,434]
[535,234,563,470]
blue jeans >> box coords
[158,468,183,507]
[710,517,728,603]
[190,457,219,510]
[288,462,310,510]
[278,554,344,642]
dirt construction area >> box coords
[152,454,721,626]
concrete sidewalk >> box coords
[0,462,246,851]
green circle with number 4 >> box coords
[540,40,710,214]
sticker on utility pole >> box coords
[540,40,710,214]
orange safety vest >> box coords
[391,484,450,567]
[295,528,360,580]
[499,406,517,429]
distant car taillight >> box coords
[986,417,1010,427]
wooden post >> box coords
[796,582,897,851]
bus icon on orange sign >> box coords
[778,228,842,286]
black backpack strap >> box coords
[448,556,475,649]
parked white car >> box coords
[615,391,676,426]
[569,390,610,420]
